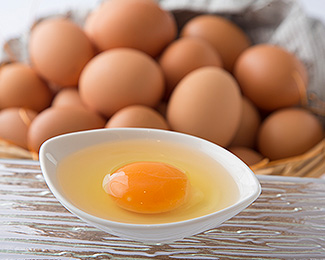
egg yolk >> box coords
[102,161,190,214]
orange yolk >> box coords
[102,161,190,214]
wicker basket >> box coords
[0,1,324,178]
[251,139,325,178]
[0,140,35,160]
[1,138,324,178]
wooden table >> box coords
[0,159,324,259]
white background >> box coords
[0,0,324,48]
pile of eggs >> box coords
[0,0,323,164]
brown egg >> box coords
[257,108,324,160]
[167,67,242,147]
[229,97,261,148]
[84,0,177,57]
[155,101,168,117]
[29,17,95,87]
[83,8,101,53]
[158,37,223,98]
[106,105,169,130]
[79,48,165,118]
[180,14,251,72]
[228,146,264,166]
[234,44,308,111]
[52,88,85,108]
[27,106,106,152]
[0,107,38,149]
[0,63,52,112]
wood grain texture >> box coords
[0,159,325,259]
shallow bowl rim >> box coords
[39,128,261,230]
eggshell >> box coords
[228,146,264,166]
[27,106,106,152]
[79,48,165,118]
[167,66,242,147]
[158,37,223,98]
[0,108,38,149]
[106,105,169,130]
[52,88,85,108]
[234,44,308,111]
[156,101,168,117]
[0,63,52,112]
[84,0,177,57]
[29,17,95,87]
[180,14,251,72]
[230,97,261,148]
[257,108,324,160]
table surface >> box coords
[0,159,324,259]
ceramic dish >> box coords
[39,128,261,243]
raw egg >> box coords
[257,108,324,160]
[29,17,95,87]
[103,161,189,214]
[106,105,169,130]
[57,138,239,224]
[234,44,308,111]
[167,66,242,147]
[158,37,223,98]
[79,48,164,117]
[0,63,52,112]
[229,97,261,148]
[0,107,37,149]
[180,14,251,72]
[155,101,168,117]
[228,146,264,166]
[84,0,177,57]
[52,88,85,108]
[27,106,106,153]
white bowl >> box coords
[39,128,261,244]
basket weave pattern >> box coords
[0,1,324,178]
[252,139,325,178]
